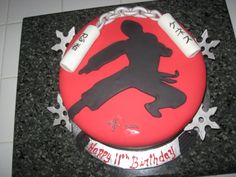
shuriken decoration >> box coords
[197,29,220,60]
[47,94,72,132]
[184,104,220,140]
[51,27,75,58]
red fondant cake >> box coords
[59,15,206,148]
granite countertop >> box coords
[13,0,236,176]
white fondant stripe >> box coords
[85,136,181,169]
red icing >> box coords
[59,16,206,148]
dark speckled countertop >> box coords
[13,0,236,177]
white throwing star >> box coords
[197,29,220,60]
[47,94,72,132]
[184,104,220,140]
[51,27,75,58]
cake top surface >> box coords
[59,16,206,148]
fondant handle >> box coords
[60,25,100,72]
[158,13,200,58]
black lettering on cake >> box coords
[72,33,88,51]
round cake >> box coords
[59,13,206,149]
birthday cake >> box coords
[49,6,220,169]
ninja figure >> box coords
[68,20,186,119]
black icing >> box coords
[68,20,186,119]
[179,130,197,154]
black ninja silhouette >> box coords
[68,20,186,119]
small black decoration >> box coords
[68,20,186,119]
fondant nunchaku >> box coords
[60,12,201,73]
